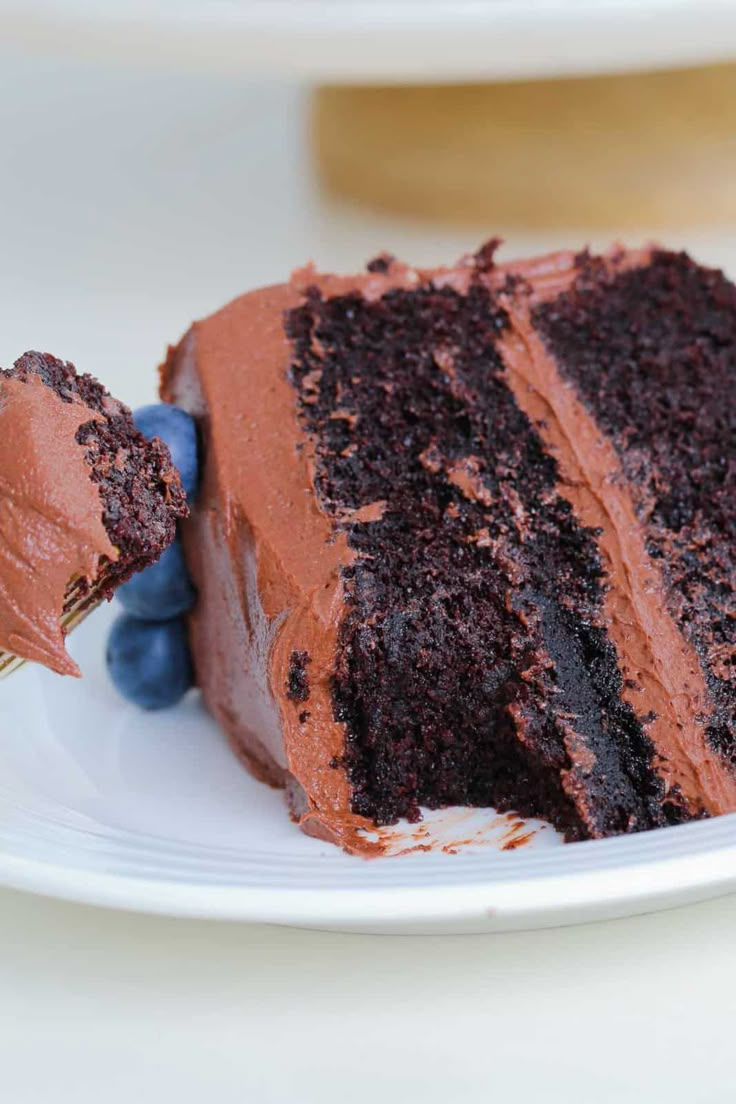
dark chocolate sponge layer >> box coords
[287,279,670,839]
[533,253,736,767]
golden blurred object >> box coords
[313,65,736,228]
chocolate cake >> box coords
[0,352,187,677]
[160,243,736,854]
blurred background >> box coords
[2,1,736,411]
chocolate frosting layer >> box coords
[162,245,736,850]
[0,374,116,676]
[493,251,736,816]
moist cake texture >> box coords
[532,254,736,770]
[161,243,736,853]
[0,352,187,675]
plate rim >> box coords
[3,815,736,930]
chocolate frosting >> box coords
[161,246,736,851]
[493,250,736,816]
[0,374,116,676]
[161,267,435,852]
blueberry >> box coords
[106,614,193,710]
[117,539,195,621]
[133,403,199,500]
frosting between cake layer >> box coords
[0,373,117,676]
[494,252,736,816]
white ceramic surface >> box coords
[0,605,734,933]
[2,0,736,83]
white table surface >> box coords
[2,46,736,1103]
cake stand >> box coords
[4,0,736,81]
[7,0,736,227]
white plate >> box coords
[2,47,736,935]
[4,0,736,83]
[1,604,736,933]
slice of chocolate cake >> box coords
[0,351,187,677]
[160,242,736,854]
